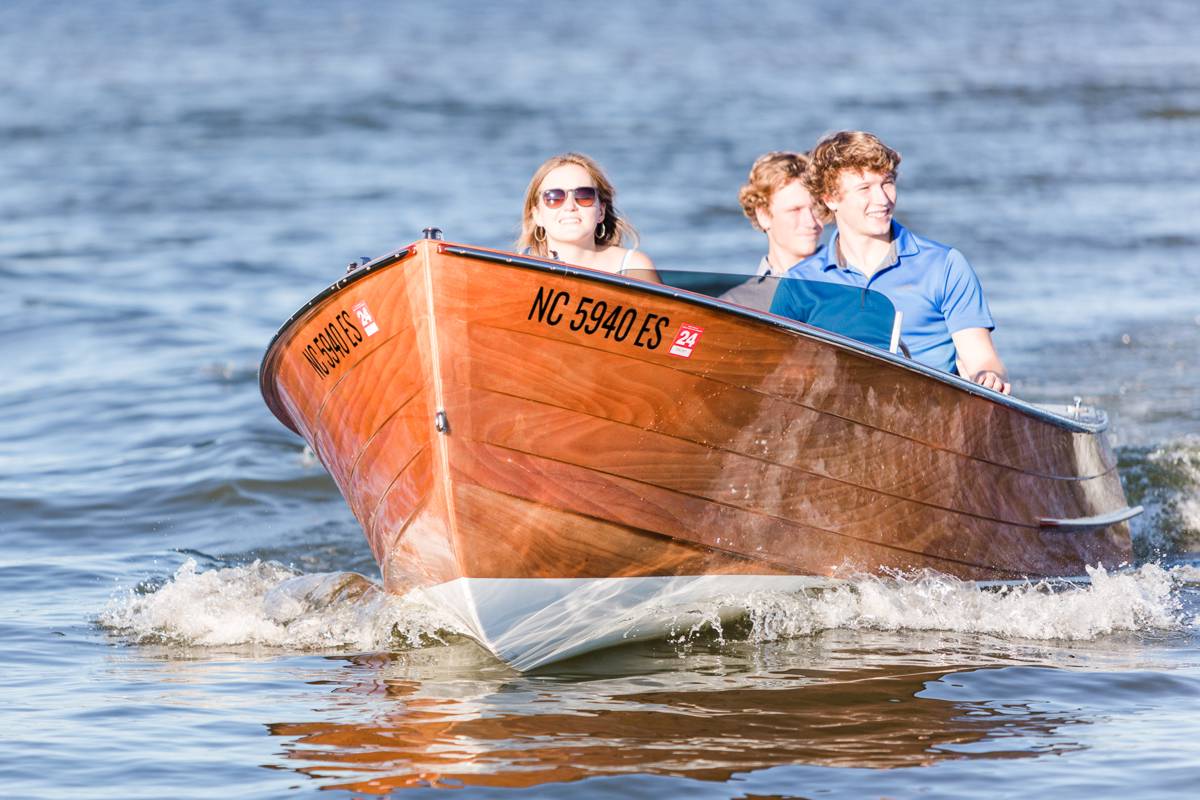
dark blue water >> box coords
[3,1,1199,797]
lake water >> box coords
[3,1,1199,797]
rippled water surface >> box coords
[3,1,1199,797]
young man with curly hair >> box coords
[771,131,1011,394]
[721,151,825,310]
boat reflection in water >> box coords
[265,633,1088,793]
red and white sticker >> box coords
[669,323,704,358]
[353,301,380,336]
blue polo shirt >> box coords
[770,221,994,373]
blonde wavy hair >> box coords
[738,151,815,231]
[806,131,902,204]
[515,152,639,257]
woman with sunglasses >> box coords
[516,153,659,282]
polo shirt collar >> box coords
[821,220,919,273]
[893,220,919,258]
[818,238,840,272]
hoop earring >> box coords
[595,221,607,241]
[533,226,546,243]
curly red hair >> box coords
[806,131,901,204]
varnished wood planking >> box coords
[451,482,778,579]
[346,387,432,528]
[314,321,429,497]
[380,497,457,593]
[444,327,1126,524]
[366,445,436,573]
[450,439,1049,580]
[448,422,1123,578]
[432,254,1115,477]
[442,387,1129,574]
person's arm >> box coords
[938,249,1009,393]
[952,327,1011,394]
[622,250,661,283]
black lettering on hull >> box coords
[529,286,670,353]
[302,305,369,379]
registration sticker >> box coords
[669,323,704,358]
[353,301,380,336]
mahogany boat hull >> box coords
[260,237,1138,669]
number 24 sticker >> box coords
[669,323,704,358]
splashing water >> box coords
[739,564,1186,642]
[657,564,1191,649]
[100,558,464,650]
[101,559,1195,659]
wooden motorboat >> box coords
[259,231,1140,670]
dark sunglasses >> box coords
[541,186,598,209]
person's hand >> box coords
[972,369,1011,395]
[951,328,1011,396]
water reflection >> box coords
[266,633,1089,792]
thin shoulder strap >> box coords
[620,247,635,270]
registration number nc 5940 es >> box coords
[527,286,672,351]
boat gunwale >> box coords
[258,238,1107,436]
[441,243,1106,435]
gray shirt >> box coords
[718,257,780,311]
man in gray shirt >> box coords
[721,151,826,310]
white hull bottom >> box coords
[407,574,828,671]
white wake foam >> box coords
[102,560,1195,656]
[735,564,1188,643]
[100,558,464,650]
